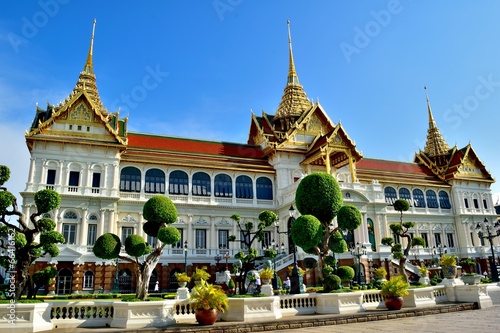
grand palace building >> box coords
[19,22,498,294]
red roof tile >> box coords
[357,158,435,176]
[128,133,265,159]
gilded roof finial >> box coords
[84,19,96,74]
[423,86,450,157]
[287,19,298,85]
[275,20,312,121]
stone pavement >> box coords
[53,284,500,333]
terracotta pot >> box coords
[384,296,404,310]
[195,308,219,325]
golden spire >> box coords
[84,18,96,74]
[287,19,298,85]
[275,20,312,121]
[58,19,105,113]
[423,86,450,157]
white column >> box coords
[79,208,88,246]
[99,209,106,237]
[108,210,115,234]
[57,161,64,187]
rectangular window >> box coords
[434,233,442,247]
[87,224,97,246]
[47,169,56,185]
[195,229,206,249]
[69,171,79,186]
[83,272,94,289]
[420,232,428,247]
[92,173,101,188]
[483,199,488,209]
[147,234,157,248]
[470,232,475,246]
[121,227,133,244]
[218,230,229,249]
[261,231,272,248]
[446,233,455,247]
[473,199,479,209]
[464,198,469,208]
[62,224,76,244]
[240,231,250,249]
[392,232,400,244]
[175,230,185,249]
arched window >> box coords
[439,191,452,209]
[145,169,165,193]
[120,166,141,192]
[192,172,211,196]
[384,187,397,204]
[426,190,439,208]
[367,218,376,251]
[169,170,188,195]
[56,268,73,295]
[118,269,133,293]
[398,188,411,205]
[83,271,94,289]
[342,230,355,249]
[63,211,78,219]
[412,189,426,207]
[214,174,232,197]
[236,175,253,199]
[256,177,273,200]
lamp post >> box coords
[224,252,230,271]
[112,258,119,293]
[475,218,500,282]
[274,205,302,294]
[351,242,367,285]
[184,241,188,273]
[214,254,222,272]
[433,243,446,260]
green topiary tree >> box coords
[31,266,57,298]
[228,210,278,294]
[93,195,181,300]
[0,165,64,300]
[380,199,425,282]
[291,172,362,280]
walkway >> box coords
[53,284,500,333]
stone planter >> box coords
[461,274,482,285]
[0,302,52,332]
[220,296,282,322]
[110,300,176,329]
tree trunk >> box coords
[15,258,32,300]
[134,252,161,300]
[399,256,409,283]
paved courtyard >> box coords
[261,284,500,333]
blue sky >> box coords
[1,1,499,203]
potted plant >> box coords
[380,275,409,310]
[459,258,481,285]
[190,280,229,325]
[175,272,191,288]
[259,267,274,285]
[373,267,387,282]
[439,254,458,279]
[418,263,430,285]
[227,278,236,295]
[192,266,211,285]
